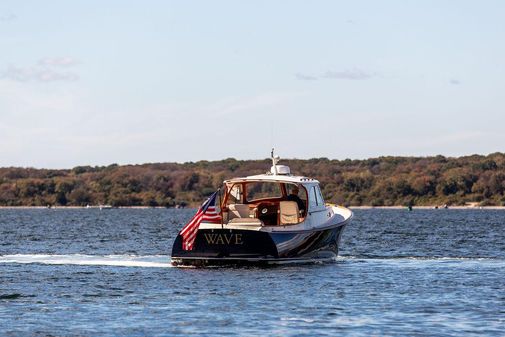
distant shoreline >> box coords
[2,154,505,209]
[349,205,505,210]
[1,206,504,210]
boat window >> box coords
[308,185,326,210]
[311,186,319,206]
[246,182,282,202]
[286,183,307,209]
[227,184,243,204]
[316,186,325,205]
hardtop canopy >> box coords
[224,173,320,188]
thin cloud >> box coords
[296,68,376,81]
[295,73,318,81]
[449,79,461,85]
[211,92,300,117]
[39,57,79,67]
[0,14,17,22]
[0,64,79,82]
[1,57,80,82]
[322,69,375,80]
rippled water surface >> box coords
[1,209,504,336]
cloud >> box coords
[0,65,79,82]
[295,73,318,81]
[0,58,80,82]
[39,57,79,67]
[0,14,17,22]
[295,68,376,81]
[322,69,374,80]
[449,79,461,85]
[209,92,301,117]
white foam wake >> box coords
[340,256,503,261]
[0,254,173,268]
[338,255,505,267]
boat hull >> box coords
[171,222,347,266]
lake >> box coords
[1,209,504,336]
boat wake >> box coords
[338,255,505,266]
[0,254,173,268]
[1,254,502,268]
[340,255,503,261]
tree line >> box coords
[1,153,505,207]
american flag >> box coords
[179,190,220,251]
[201,204,221,223]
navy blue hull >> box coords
[171,223,347,266]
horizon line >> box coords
[1,151,504,171]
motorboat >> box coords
[171,151,353,266]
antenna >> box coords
[271,148,280,175]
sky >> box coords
[1,1,504,169]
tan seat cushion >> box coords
[228,204,251,219]
[279,201,299,225]
[228,218,263,226]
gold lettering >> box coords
[204,233,244,245]
[224,234,233,244]
[204,233,217,244]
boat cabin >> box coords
[221,167,326,227]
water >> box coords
[1,209,504,336]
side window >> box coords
[311,186,318,206]
[309,185,325,210]
[226,184,243,205]
[316,186,325,205]
[286,184,307,205]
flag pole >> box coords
[219,187,224,229]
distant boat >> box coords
[99,205,113,210]
[171,150,353,266]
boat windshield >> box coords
[245,181,282,202]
